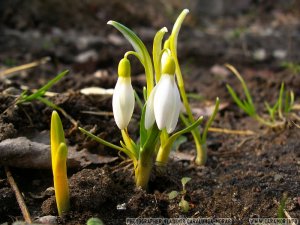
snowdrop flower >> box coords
[145,55,181,133]
[112,58,135,130]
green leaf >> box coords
[169,9,189,60]
[107,21,154,97]
[226,85,248,112]
[153,27,168,82]
[169,9,189,87]
[264,101,277,121]
[284,90,294,113]
[17,70,69,104]
[278,82,285,118]
[79,127,138,163]
[79,127,123,152]
[164,116,203,153]
[168,191,179,200]
[201,97,220,144]
[277,193,287,220]
[181,177,191,187]
[171,135,187,151]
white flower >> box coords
[145,74,181,133]
[113,77,135,130]
[112,58,135,130]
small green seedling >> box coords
[226,64,295,128]
[17,70,68,105]
[87,218,105,225]
[51,111,70,216]
[16,70,77,127]
[277,193,288,225]
[168,177,191,213]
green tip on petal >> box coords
[162,55,175,75]
[118,58,131,78]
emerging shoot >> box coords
[51,111,70,216]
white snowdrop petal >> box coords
[166,82,181,133]
[154,75,174,130]
[112,77,135,129]
[112,84,124,129]
[144,87,156,129]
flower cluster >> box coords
[113,55,182,134]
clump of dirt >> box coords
[41,166,172,224]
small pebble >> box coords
[253,49,267,61]
[274,174,283,182]
[35,215,57,224]
[117,203,126,210]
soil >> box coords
[0,1,300,225]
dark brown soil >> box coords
[0,1,300,225]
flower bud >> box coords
[118,58,131,78]
[113,58,135,130]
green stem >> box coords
[135,157,153,189]
[176,66,194,122]
[155,145,170,168]
[135,125,160,189]
[157,115,204,167]
[180,114,206,165]
[195,142,207,166]
[121,129,137,156]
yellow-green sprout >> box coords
[51,111,70,216]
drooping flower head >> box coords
[112,58,135,130]
[145,55,181,133]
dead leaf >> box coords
[191,101,228,118]
[80,87,114,95]
[170,151,195,162]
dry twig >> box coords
[5,166,32,223]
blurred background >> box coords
[0,0,299,93]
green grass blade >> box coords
[226,84,249,114]
[278,83,284,118]
[225,64,256,114]
[17,70,69,104]
[284,90,294,113]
